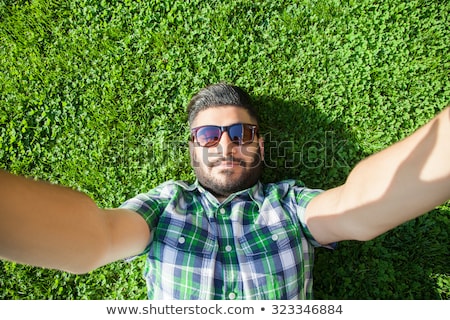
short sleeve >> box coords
[292,181,337,250]
[120,193,161,229]
[119,182,176,257]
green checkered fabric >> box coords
[120,179,334,299]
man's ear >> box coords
[258,137,265,162]
[189,141,195,167]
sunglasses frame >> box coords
[190,123,259,147]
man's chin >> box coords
[194,161,262,197]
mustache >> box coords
[208,156,246,167]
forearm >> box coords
[307,106,450,244]
[340,106,450,239]
[0,170,110,274]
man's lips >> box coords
[210,158,244,168]
[218,160,240,167]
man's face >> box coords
[189,106,264,200]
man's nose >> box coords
[215,131,236,156]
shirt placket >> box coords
[215,205,240,300]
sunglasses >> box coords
[190,123,259,147]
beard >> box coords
[192,148,263,199]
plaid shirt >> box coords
[120,179,333,300]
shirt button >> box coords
[228,292,236,300]
[219,208,226,215]
[178,237,186,244]
[271,234,279,241]
[225,245,232,252]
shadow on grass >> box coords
[254,95,449,299]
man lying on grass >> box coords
[1,83,449,299]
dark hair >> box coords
[187,83,260,125]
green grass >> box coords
[0,0,449,299]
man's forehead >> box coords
[190,105,256,127]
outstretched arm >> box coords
[306,106,450,244]
[0,171,151,274]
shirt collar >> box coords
[176,179,265,207]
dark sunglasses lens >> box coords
[228,124,245,143]
[196,126,221,147]
[194,124,255,147]
[230,124,255,144]
[241,125,254,143]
